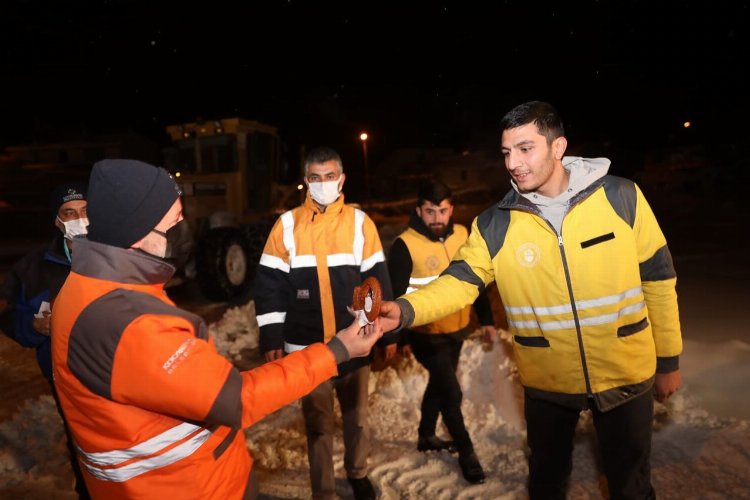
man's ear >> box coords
[553,137,568,160]
[338,173,346,191]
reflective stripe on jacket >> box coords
[255,193,394,372]
[399,175,682,411]
[51,239,337,499]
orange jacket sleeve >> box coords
[109,314,337,428]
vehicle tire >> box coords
[195,227,252,302]
[241,217,277,276]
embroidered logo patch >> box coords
[297,289,310,299]
[426,255,440,271]
[516,243,541,267]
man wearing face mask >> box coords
[255,147,396,500]
[51,159,384,499]
[0,180,90,498]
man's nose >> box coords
[507,150,522,169]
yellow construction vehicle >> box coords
[163,118,303,301]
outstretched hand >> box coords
[335,317,384,359]
[377,300,402,333]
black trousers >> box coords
[410,331,473,454]
[524,389,656,500]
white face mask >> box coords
[307,179,342,206]
[57,217,89,240]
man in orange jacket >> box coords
[51,159,383,500]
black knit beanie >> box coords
[49,181,87,219]
[86,159,182,248]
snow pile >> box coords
[0,395,68,488]
[208,301,260,361]
[241,331,750,499]
[2,308,749,498]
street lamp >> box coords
[359,132,369,202]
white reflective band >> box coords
[360,251,385,272]
[576,287,642,311]
[409,275,439,286]
[506,302,572,316]
[260,253,290,273]
[505,286,643,316]
[284,341,309,353]
[405,287,418,294]
[509,301,646,332]
[79,422,202,466]
[256,311,287,327]
[281,211,296,259]
[353,209,365,266]
[291,254,317,268]
[328,253,356,267]
[77,423,212,482]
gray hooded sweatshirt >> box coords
[512,156,611,234]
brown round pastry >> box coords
[352,276,382,322]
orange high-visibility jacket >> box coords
[51,239,338,499]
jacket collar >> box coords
[303,191,346,217]
[43,234,71,266]
[497,176,609,213]
[71,239,176,285]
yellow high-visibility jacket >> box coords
[398,175,682,411]
[397,223,472,334]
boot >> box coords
[347,476,376,500]
[458,450,485,484]
[417,435,457,453]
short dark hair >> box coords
[304,147,343,176]
[500,101,565,144]
[417,179,452,206]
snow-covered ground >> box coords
[1,251,749,499]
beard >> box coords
[428,223,448,238]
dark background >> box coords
[2,1,748,169]
[1,0,749,258]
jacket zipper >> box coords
[441,237,451,262]
[555,230,593,397]
[507,191,599,397]
[554,184,604,397]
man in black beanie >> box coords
[86,159,182,251]
[50,159,385,499]
[0,179,90,498]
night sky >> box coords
[2,0,748,169]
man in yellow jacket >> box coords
[388,179,496,484]
[379,101,682,499]
[52,159,383,500]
